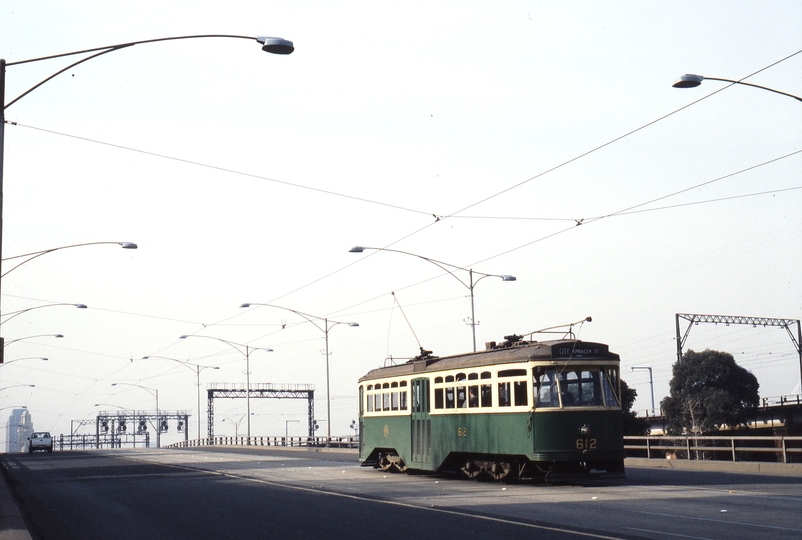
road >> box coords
[2,448,801,540]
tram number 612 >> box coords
[576,437,597,450]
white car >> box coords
[28,432,53,453]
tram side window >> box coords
[481,371,492,407]
[445,375,455,408]
[400,381,408,410]
[456,373,467,408]
[391,382,399,411]
[382,383,390,411]
[499,369,528,407]
[366,385,373,412]
[498,382,511,407]
[445,386,455,409]
[434,377,444,409]
[467,373,479,408]
[514,381,528,406]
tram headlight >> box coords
[580,424,592,437]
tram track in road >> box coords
[112,450,629,540]
[113,448,802,540]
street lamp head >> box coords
[75,304,87,309]
[240,303,251,308]
[120,242,138,249]
[349,246,365,253]
[54,334,64,338]
[348,322,360,327]
[500,275,517,282]
[257,36,294,55]
[672,74,704,88]
[179,335,189,339]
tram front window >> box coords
[535,367,620,408]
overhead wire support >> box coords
[675,313,802,392]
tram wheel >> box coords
[489,461,511,481]
[378,452,407,473]
[461,460,481,479]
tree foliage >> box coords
[621,379,651,436]
[661,349,759,435]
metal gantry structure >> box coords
[675,313,802,389]
[94,410,189,448]
[207,383,315,439]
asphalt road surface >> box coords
[2,448,801,540]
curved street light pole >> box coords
[0,357,48,368]
[2,333,62,364]
[2,242,137,277]
[141,355,219,440]
[0,303,86,326]
[349,246,516,352]
[111,382,159,448]
[672,74,802,103]
[240,303,358,443]
[3,333,63,346]
[0,33,294,338]
[0,384,34,393]
[179,335,272,440]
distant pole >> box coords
[631,366,654,414]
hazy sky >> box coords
[1,1,800,443]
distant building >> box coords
[5,408,33,453]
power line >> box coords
[6,121,436,219]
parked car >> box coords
[28,432,53,453]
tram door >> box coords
[410,378,431,465]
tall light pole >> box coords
[140,356,219,441]
[240,303,358,443]
[179,335,272,440]
[672,74,802,102]
[631,366,655,415]
[349,246,516,352]
[0,33,294,342]
[111,383,159,448]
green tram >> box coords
[358,335,625,481]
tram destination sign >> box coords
[553,342,609,359]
